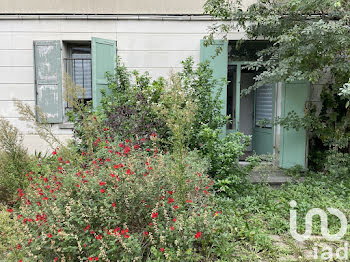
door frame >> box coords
[227,61,248,132]
[227,61,277,155]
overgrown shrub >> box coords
[324,152,350,177]
[0,117,34,204]
[100,62,168,146]
[61,58,252,201]
[177,58,228,149]
[10,138,242,261]
[198,125,251,195]
[0,204,24,261]
[98,57,229,150]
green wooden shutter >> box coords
[33,40,63,123]
[200,40,228,134]
[279,81,310,168]
[91,37,116,108]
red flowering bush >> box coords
[9,138,230,261]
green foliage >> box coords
[98,57,229,151]
[99,61,168,145]
[229,171,350,239]
[204,0,350,88]
[324,152,350,177]
[178,58,228,149]
[0,205,24,261]
[0,117,34,204]
[157,74,197,205]
[198,126,251,195]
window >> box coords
[255,84,273,128]
[33,38,116,124]
[64,43,92,106]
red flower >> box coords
[124,146,131,154]
[171,226,174,231]
[99,182,106,186]
[151,212,158,219]
[112,203,116,207]
[95,257,99,261]
[173,205,179,209]
[100,189,105,193]
[126,169,131,174]
[89,258,94,261]
[173,218,176,222]
[52,151,57,155]
[47,233,52,238]
[7,209,13,213]
[167,191,173,195]
[168,198,174,203]
[160,248,165,252]
[195,232,202,239]
[144,231,149,236]
[186,199,192,203]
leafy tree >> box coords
[204,0,350,162]
[204,0,350,88]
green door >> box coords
[252,83,275,155]
[279,81,310,168]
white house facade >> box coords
[0,0,313,168]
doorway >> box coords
[227,62,274,156]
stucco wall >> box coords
[0,0,257,15]
[0,18,244,153]
[0,0,206,14]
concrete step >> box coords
[248,170,304,187]
[238,161,250,167]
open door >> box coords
[252,83,275,155]
[91,37,116,108]
[279,81,310,168]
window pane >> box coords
[255,84,273,127]
[71,47,92,99]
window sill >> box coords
[59,122,74,129]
